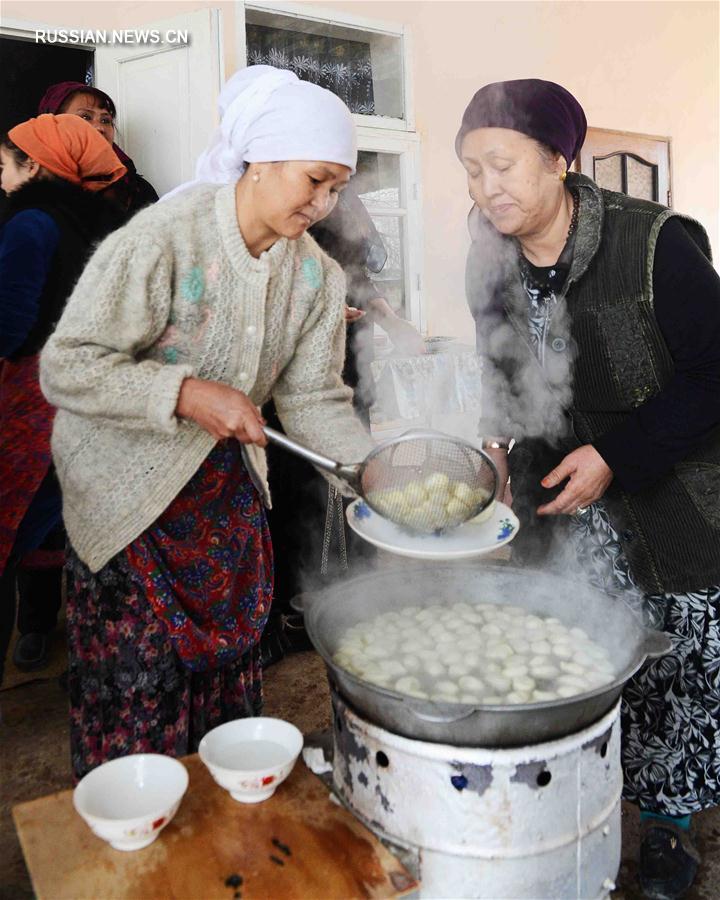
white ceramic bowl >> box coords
[73,754,189,851]
[199,717,304,803]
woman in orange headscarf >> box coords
[0,114,126,681]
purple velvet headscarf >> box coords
[38,81,117,119]
[455,79,587,166]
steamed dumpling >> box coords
[333,600,616,707]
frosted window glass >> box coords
[594,155,622,192]
[626,156,656,201]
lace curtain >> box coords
[246,24,375,115]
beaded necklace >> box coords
[566,187,580,239]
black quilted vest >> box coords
[467,173,720,594]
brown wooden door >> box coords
[575,127,672,207]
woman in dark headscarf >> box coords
[458,78,720,899]
[38,81,158,215]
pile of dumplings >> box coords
[333,601,616,705]
[368,473,493,532]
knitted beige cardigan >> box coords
[40,182,372,572]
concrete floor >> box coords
[2,651,719,900]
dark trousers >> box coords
[0,540,63,684]
[16,566,63,633]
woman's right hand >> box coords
[176,377,267,445]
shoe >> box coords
[639,821,700,899]
[12,632,50,671]
[259,623,289,669]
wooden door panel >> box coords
[575,127,672,206]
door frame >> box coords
[1,12,225,91]
[1,17,96,49]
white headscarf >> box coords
[163,66,357,200]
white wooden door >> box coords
[94,9,223,197]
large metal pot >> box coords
[304,563,671,747]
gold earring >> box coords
[560,171,567,182]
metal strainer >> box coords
[263,427,499,534]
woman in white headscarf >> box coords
[40,66,373,780]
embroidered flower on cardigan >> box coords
[181,266,205,303]
[301,257,322,290]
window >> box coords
[355,151,404,311]
[238,2,423,329]
[593,153,657,201]
[575,127,671,206]
[242,3,409,127]
[351,137,422,327]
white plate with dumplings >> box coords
[346,498,519,560]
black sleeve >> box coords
[131,176,159,209]
[593,217,720,492]
[310,215,381,310]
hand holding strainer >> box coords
[263,427,499,534]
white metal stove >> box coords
[330,690,621,899]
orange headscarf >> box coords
[8,114,127,192]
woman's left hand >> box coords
[536,445,613,516]
[389,318,427,356]
[368,297,427,356]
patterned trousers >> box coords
[570,503,720,815]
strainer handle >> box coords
[262,427,360,486]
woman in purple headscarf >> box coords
[38,81,158,215]
[458,78,720,898]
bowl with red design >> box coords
[199,717,304,803]
[73,753,189,851]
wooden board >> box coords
[12,755,418,900]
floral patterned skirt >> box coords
[66,441,272,782]
[0,355,58,575]
[570,502,720,816]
